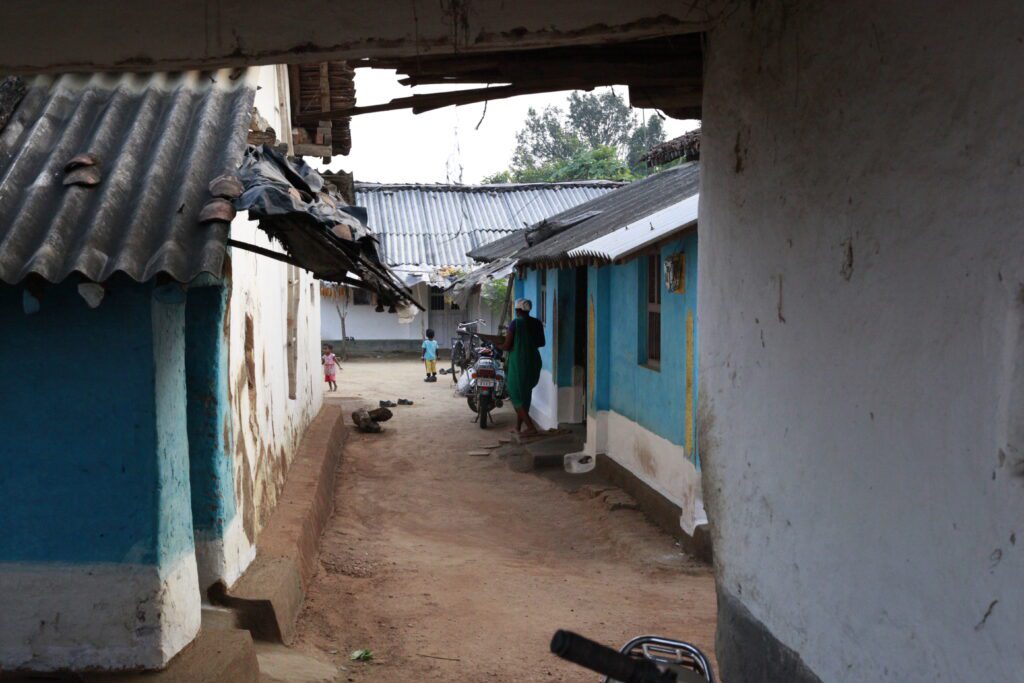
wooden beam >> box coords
[294,83,563,121]
[287,64,301,116]
[227,239,303,268]
[627,84,702,113]
[0,2,719,74]
[318,62,331,112]
[293,142,333,156]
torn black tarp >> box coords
[235,145,420,309]
[446,257,516,309]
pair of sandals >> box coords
[379,399,414,408]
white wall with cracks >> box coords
[226,215,324,554]
[223,66,324,575]
[699,2,1024,680]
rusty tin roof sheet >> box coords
[0,71,255,284]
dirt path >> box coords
[292,359,716,681]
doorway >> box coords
[428,286,462,350]
[573,266,589,423]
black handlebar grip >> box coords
[550,630,675,683]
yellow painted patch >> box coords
[587,296,596,411]
[685,310,695,458]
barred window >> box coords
[642,253,661,368]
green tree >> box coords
[482,278,510,320]
[486,89,668,183]
[510,106,582,173]
[567,91,634,150]
[512,146,634,183]
[627,114,667,173]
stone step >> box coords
[506,432,586,472]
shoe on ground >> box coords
[398,398,414,405]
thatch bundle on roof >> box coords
[641,128,701,167]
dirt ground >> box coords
[291,359,716,681]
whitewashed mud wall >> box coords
[226,215,324,552]
[699,2,1024,681]
[222,66,324,578]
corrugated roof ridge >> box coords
[354,179,627,192]
[0,69,254,285]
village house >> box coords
[468,164,706,553]
[321,181,619,353]
[0,66,409,672]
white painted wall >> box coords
[528,368,560,432]
[320,285,426,341]
[583,411,705,535]
[701,2,1024,680]
[320,284,503,345]
[0,556,199,671]
[224,65,323,562]
[227,212,324,547]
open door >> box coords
[573,266,589,424]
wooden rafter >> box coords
[294,34,704,121]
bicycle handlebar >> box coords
[550,630,677,683]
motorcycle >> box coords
[465,343,507,429]
[550,630,714,683]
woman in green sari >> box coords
[500,298,546,436]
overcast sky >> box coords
[318,69,700,185]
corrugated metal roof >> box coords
[0,71,255,284]
[354,181,621,269]
[468,163,700,264]
[567,192,699,262]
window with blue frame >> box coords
[639,252,661,369]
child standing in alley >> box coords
[322,344,338,392]
[421,329,439,382]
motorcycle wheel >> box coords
[478,397,489,429]
[467,394,478,412]
[450,344,462,383]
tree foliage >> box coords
[482,278,510,320]
[485,89,669,183]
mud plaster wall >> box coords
[227,215,324,546]
[226,66,324,548]
[699,2,1024,680]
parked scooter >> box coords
[550,630,714,683]
[465,343,507,429]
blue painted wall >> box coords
[587,232,700,464]
[185,284,235,537]
[520,269,555,370]
[0,279,195,566]
[608,233,699,459]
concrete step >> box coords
[85,628,259,683]
[507,431,585,472]
[256,644,339,683]
[202,604,241,631]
